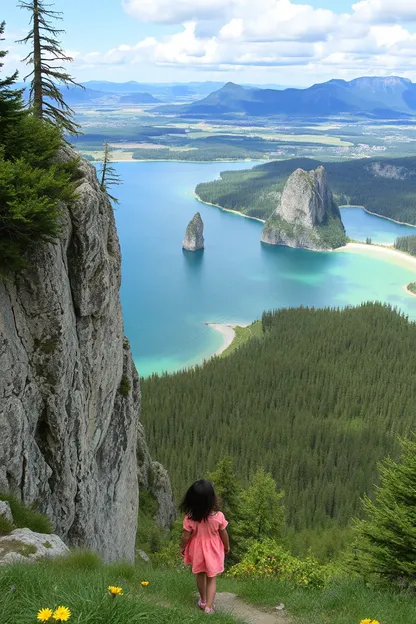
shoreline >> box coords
[341,204,416,229]
[206,323,248,356]
[195,193,266,224]
[405,284,416,298]
[99,157,267,165]
[337,242,416,270]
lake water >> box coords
[113,161,416,377]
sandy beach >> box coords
[336,243,416,271]
[206,323,248,356]
[405,284,416,298]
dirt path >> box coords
[215,592,290,623]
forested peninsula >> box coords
[196,156,416,224]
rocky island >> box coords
[183,212,205,251]
[261,165,346,250]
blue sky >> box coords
[2,0,416,85]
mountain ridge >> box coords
[154,76,416,118]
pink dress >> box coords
[183,511,228,577]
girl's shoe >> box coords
[204,607,215,614]
[198,600,206,610]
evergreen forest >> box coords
[195,156,416,224]
[395,235,416,256]
[141,303,416,534]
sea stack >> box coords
[261,165,346,251]
[183,212,205,251]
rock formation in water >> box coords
[261,165,346,251]
[183,212,204,251]
[0,147,174,562]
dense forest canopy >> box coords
[195,156,416,224]
[395,235,416,256]
[141,304,416,532]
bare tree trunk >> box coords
[100,143,109,189]
[32,0,43,117]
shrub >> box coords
[0,514,14,536]
[227,539,329,589]
[53,549,103,572]
[0,493,52,534]
[119,375,131,397]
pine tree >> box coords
[241,468,285,542]
[99,142,122,204]
[0,21,25,143]
[354,437,416,584]
[18,0,82,134]
[209,457,245,563]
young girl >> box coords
[180,479,230,614]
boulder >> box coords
[0,528,69,565]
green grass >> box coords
[0,494,52,535]
[0,555,239,624]
[220,577,416,624]
[221,321,263,358]
[1,553,415,623]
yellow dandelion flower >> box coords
[37,608,53,622]
[371,621,380,624]
[141,581,150,587]
[52,606,71,622]
[108,586,124,596]
[360,620,372,624]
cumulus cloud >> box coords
[71,0,416,81]
[352,0,416,24]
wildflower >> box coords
[360,620,373,624]
[140,581,150,587]
[108,586,124,596]
[52,606,71,622]
[37,608,53,622]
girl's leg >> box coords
[206,575,217,610]
[196,572,207,605]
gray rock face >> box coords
[183,212,204,251]
[0,528,69,565]
[137,424,176,529]
[0,502,13,524]
[261,166,346,251]
[0,148,145,562]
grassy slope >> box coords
[1,554,416,624]
[221,321,263,358]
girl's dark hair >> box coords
[180,480,219,522]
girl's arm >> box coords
[180,530,192,557]
[220,528,230,554]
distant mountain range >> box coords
[154,77,416,118]
[15,80,288,106]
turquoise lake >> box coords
[113,161,416,377]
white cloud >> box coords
[352,0,416,24]
[69,0,416,83]
[122,0,230,24]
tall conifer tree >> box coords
[18,0,82,134]
[99,142,122,204]
[355,437,416,584]
[0,21,25,142]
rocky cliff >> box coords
[261,166,346,251]
[183,212,204,251]
[0,147,174,561]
